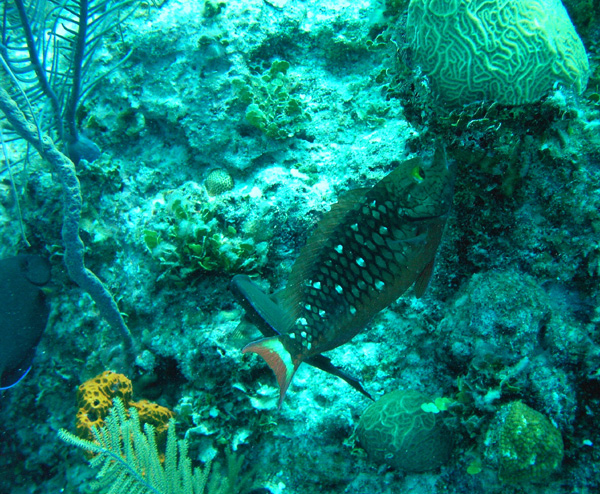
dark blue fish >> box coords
[0,255,51,389]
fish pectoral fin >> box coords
[242,336,300,407]
[230,275,295,336]
[228,319,261,347]
[413,258,435,298]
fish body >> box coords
[232,147,455,405]
[0,255,51,389]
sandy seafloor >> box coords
[1,0,600,493]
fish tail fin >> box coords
[242,336,299,407]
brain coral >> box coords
[406,0,589,105]
[356,389,453,472]
[486,401,564,483]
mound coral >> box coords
[205,168,234,196]
[356,389,453,472]
[485,401,564,483]
[406,0,589,105]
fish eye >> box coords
[411,166,425,183]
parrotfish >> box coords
[231,147,455,406]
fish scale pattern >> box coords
[283,152,454,356]
[297,200,413,346]
[297,197,422,339]
[406,0,589,105]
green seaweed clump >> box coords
[203,0,226,17]
[356,389,453,472]
[488,401,564,483]
[142,184,268,280]
[231,60,311,139]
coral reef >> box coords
[0,0,136,357]
[62,397,214,494]
[435,269,585,432]
[0,1,599,493]
[407,0,589,105]
[356,389,454,472]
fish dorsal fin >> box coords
[278,188,369,316]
